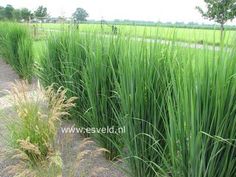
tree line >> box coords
[0,4,48,21]
[0,4,89,22]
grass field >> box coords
[32,23,236,45]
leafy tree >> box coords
[0,5,32,21]
[0,6,5,20]
[21,8,32,21]
[73,8,88,22]
[34,6,48,18]
[12,9,21,21]
[4,4,14,19]
[196,0,236,39]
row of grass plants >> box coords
[36,27,236,177]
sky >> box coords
[1,0,236,25]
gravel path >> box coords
[0,59,20,177]
[0,59,126,177]
[0,60,19,97]
[57,122,126,177]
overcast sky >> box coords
[1,0,236,24]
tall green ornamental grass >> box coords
[113,39,178,177]
[38,31,122,160]
[83,35,122,159]
[0,22,34,81]
[38,28,236,176]
[37,31,89,128]
[165,48,236,177]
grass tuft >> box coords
[0,22,34,81]
[4,81,76,176]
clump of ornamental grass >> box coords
[5,81,76,176]
[112,37,178,177]
[0,22,34,81]
[82,34,123,160]
[37,31,122,160]
[17,37,34,81]
[37,31,89,128]
[165,46,236,177]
